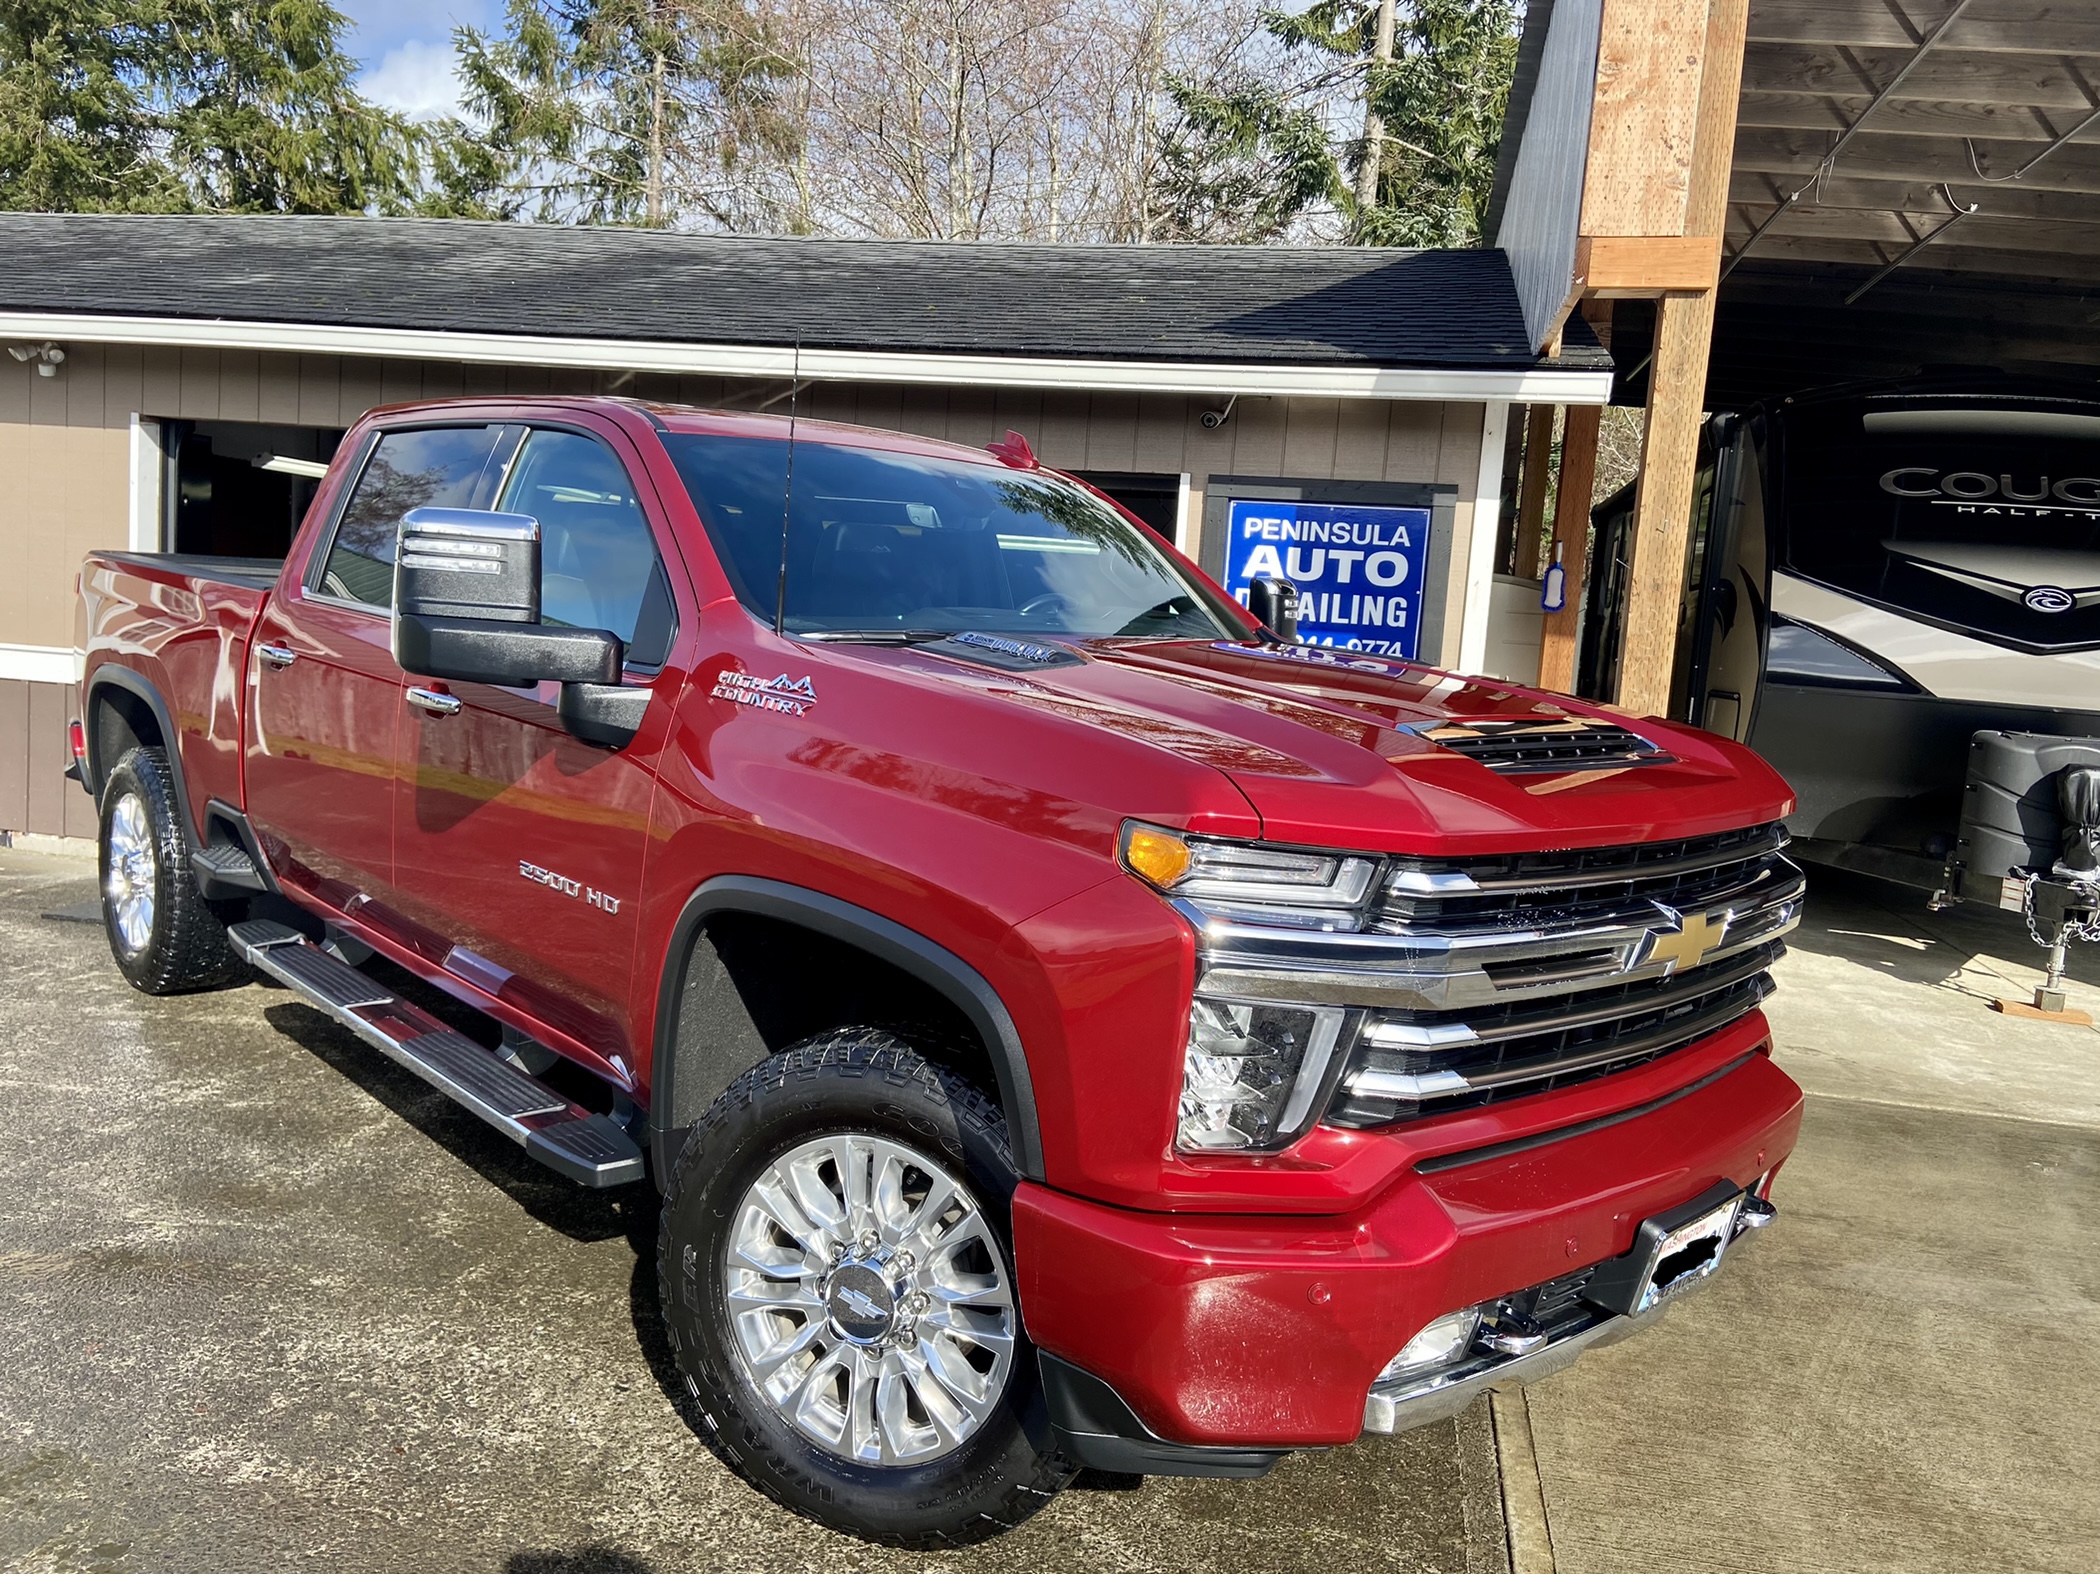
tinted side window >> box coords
[319,426,503,607]
[501,429,668,661]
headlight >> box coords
[1176,995,1345,1151]
[1119,822,1377,930]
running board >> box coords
[229,919,644,1187]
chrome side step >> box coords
[229,919,644,1187]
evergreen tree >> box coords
[1159,0,1517,247]
[0,0,421,213]
[441,0,792,227]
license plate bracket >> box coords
[1582,1180,1747,1317]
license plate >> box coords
[1631,1193,1743,1313]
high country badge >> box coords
[712,670,818,717]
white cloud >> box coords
[363,39,466,122]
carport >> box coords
[1488,0,2100,714]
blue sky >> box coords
[341,0,498,119]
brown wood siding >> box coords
[2,345,1490,670]
[0,679,92,838]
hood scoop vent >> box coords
[1407,717,1675,776]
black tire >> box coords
[658,1029,1073,1547]
[98,746,246,995]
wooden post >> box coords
[1613,291,1714,715]
[1608,0,1747,716]
[1512,405,1557,580]
[1536,402,1602,693]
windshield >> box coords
[663,433,1237,640]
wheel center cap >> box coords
[825,1262,896,1344]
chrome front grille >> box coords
[1328,941,1783,1126]
[1374,820,1788,932]
[1182,822,1801,1130]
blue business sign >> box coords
[1223,499,1433,658]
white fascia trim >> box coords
[1457,401,1513,676]
[0,310,1615,406]
[0,643,80,685]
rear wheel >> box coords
[99,747,246,994]
[658,1029,1071,1547]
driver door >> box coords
[389,422,685,1083]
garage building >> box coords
[0,212,1610,840]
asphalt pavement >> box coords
[0,847,1498,1574]
[6,845,2095,1574]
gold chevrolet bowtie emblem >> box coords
[1646,909,1727,971]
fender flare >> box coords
[648,875,1046,1184]
[83,666,198,838]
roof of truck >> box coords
[0,213,1609,383]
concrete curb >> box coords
[1491,1387,1559,1574]
[0,831,95,860]
[1458,1395,1516,1574]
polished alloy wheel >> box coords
[723,1132,1017,1466]
[105,790,157,954]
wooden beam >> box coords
[1748,0,2100,56]
[1573,235,1722,293]
[1614,292,1715,715]
[1734,126,2100,195]
[1742,42,2100,110]
[1581,0,1710,237]
[1537,402,1602,694]
[1687,0,1750,241]
[1513,405,1557,579]
[1611,0,1743,716]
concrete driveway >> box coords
[0,846,1498,1574]
[1517,868,2100,1574]
[3,844,2095,1573]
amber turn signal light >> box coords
[1120,824,1193,889]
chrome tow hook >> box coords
[1735,1195,1778,1232]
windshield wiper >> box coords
[796,629,956,645]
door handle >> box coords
[257,643,298,669]
[407,687,462,718]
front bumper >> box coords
[1013,1044,1802,1450]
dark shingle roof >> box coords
[0,213,1606,372]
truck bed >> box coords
[90,552,284,591]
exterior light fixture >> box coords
[8,342,66,377]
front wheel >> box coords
[657,1030,1072,1547]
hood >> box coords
[869,637,1794,855]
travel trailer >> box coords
[1583,374,2100,893]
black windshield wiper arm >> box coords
[796,629,955,645]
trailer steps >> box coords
[228,919,644,1187]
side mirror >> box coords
[1246,576,1300,642]
[392,506,623,689]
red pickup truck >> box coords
[73,396,1803,1546]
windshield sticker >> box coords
[713,670,818,716]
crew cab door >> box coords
[246,423,510,905]
[389,422,685,1085]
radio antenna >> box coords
[773,343,800,637]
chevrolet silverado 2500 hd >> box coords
[74,396,1803,1546]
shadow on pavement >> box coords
[258,994,638,1246]
[507,1549,660,1574]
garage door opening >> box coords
[164,419,346,559]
